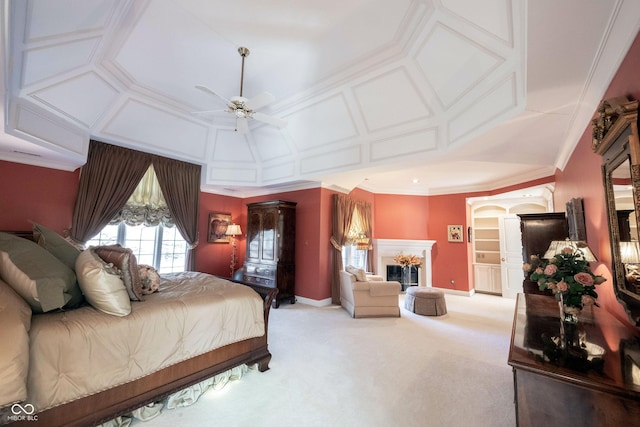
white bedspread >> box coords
[27,272,265,411]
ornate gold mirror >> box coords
[593,97,640,325]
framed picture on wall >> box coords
[208,212,231,243]
[448,225,463,242]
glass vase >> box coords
[558,292,580,349]
[401,266,411,292]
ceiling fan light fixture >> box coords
[193,46,286,131]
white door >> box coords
[499,215,525,299]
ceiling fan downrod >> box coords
[238,46,249,97]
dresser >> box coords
[508,293,640,426]
[243,200,296,308]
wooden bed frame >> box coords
[6,231,277,427]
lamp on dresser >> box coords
[543,239,597,262]
[226,223,242,277]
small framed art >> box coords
[208,212,232,243]
[448,225,463,242]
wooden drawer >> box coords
[244,263,276,280]
[243,274,275,287]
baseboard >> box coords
[439,288,475,297]
[294,295,333,307]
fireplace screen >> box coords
[387,265,418,290]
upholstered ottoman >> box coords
[404,287,447,316]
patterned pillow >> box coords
[138,264,160,294]
[93,245,144,301]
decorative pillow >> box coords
[345,265,367,281]
[75,248,131,317]
[0,232,83,313]
[93,245,144,301]
[32,222,82,271]
[0,279,31,407]
[138,264,161,294]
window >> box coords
[341,204,369,270]
[341,244,368,270]
[87,223,187,273]
[86,164,188,273]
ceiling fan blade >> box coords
[236,117,250,134]
[252,111,287,129]
[245,92,276,110]
[195,85,234,107]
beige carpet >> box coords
[138,292,517,427]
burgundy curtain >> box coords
[153,155,201,271]
[330,194,356,304]
[71,141,151,243]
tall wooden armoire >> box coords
[243,200,296,308]
[517,212,568,294]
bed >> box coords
[0,229,277,427]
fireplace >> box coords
[386,265,419,291]
[373,239,436,287]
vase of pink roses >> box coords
[523,245,606,348]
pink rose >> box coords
[535,267,543,274]
[557,280,568,292]
[544,264,557,275]
[574,272,594,286]
[523,263,532,272]
[561,247,574,255]
[545,281,557,292]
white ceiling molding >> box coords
[353,67,432,132]
[1,0,639,196]
[30,71,120,127]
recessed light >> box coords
[412,179,419,184]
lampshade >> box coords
[226,224,242,236]
[620,241,640,264]
[543,239,597,262]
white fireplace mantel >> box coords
[373,239,437,287]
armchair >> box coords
[339,268,401,318]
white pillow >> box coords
[75,249,131,317]
[345,265,367,281]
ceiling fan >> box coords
[194,47,286,133]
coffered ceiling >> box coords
[1,0,639,197]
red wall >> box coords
[0,160,569,299]
[373,194,429,239]
[0,161,79,233]
[427,193,470,291]
[196,192,244,277]
[554,29,640,328]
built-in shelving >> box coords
[469,196,551,296]
[472,206,505,265]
